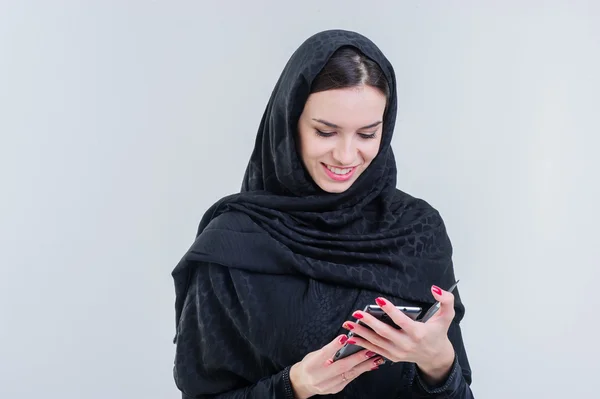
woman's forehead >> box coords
[303,86,387,127]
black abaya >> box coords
[172,29,474,398]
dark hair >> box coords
[310,46,390,100]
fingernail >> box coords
[339,335,348,345]
[432,285,442,296]
[343,322,354,330]
[352,312,363,319]
[346,339,356,345]
[365,351,376,358]
[375,297,386,307]
[374,358,385,366]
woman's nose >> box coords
[332,142,357,166]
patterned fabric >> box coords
[172,29,473,398]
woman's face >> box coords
[297,85,386,193]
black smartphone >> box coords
[332,304,422,362]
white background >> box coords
[1,1,598,398]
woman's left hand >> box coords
[342,285,456,385]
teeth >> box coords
[326,165,352,175]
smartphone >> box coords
[332,304,422,362]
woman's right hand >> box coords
[289,334,384,398]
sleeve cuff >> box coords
[282,365,295,399]
[415,353,460,394]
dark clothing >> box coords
[172,29,474,398]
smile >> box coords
[321,163,358,182]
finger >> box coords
[350,308,401,340]
[327,348,374,376]
[342,320,391,348]
[343,319,410,361]
[326,356,386,392]
[322,334,352,364]
[431,285,456,321]
[373,297,418,335]
[344,335,395,362]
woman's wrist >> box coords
[289,363,311,399]
[416,340,456,386]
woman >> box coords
[172,29,474,398]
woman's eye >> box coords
[315,130,378,139]
[358,132,378,139]
[315,130,335,137]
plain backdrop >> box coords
[1,1,599,398]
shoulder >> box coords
[202,210,264,235]
[390,189,453,256]
[197,209,278,249]
[392,188,446,227]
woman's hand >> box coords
[289,334,385,399]
[341,285,457,385]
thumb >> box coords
[431,285,456,321]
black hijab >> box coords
[172,29,463,343]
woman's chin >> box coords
[315,178,354,194]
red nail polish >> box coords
[365,351,376,358]
[344,322,354,330]
[352,312,363,319]
[339,335,348,345]
[346,339,356,345]
[373,358,385,367]
[375,298,386,307]
[432,286,442,296]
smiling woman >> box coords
[172,30,473,399]
[298,88,385,192]
[297,47,388,193]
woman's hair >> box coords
[310,46,390,100]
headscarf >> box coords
[172,29,463,343]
